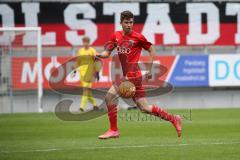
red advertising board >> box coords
[12,56,175,90]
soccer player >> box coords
[72,36,99,112]
[96,11,182,139]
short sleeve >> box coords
[140,35,152,50]
[76,48,81,56]
[91,48,97,56]
[75,49,81,69]
[105,33,117,51]
[109,33,116,42]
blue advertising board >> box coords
[169,55,209,87]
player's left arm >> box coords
[146,45,155,80]
[140,34,154,80]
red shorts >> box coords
[128,76,145,101]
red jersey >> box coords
[109,30,152,78]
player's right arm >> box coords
[95,50,111,59]
[71,49,81,77]
[96,33,116,59]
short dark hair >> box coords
[120,10,134,22]
[82,36,90,43]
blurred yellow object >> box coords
[94,59,103,72]
[75,47,96,84]
[75,46,97,110]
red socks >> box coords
[107,104,118,131]
[151,105,175,123]
[107,104,173,131]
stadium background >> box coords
[1,0,240,112]
[0,1,240,160]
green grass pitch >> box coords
[0,108,240,160]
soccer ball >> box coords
[118,81,136,98]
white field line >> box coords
[1,141,240,153]
[80,141,240,150]
[0,148,60,153]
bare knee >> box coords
[104,94,111,104]
[136,102,151,113]
[105,93,116,105]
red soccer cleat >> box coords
[98,129,120,139]
[172,115,182,137]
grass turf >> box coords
[0,108,240,160]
